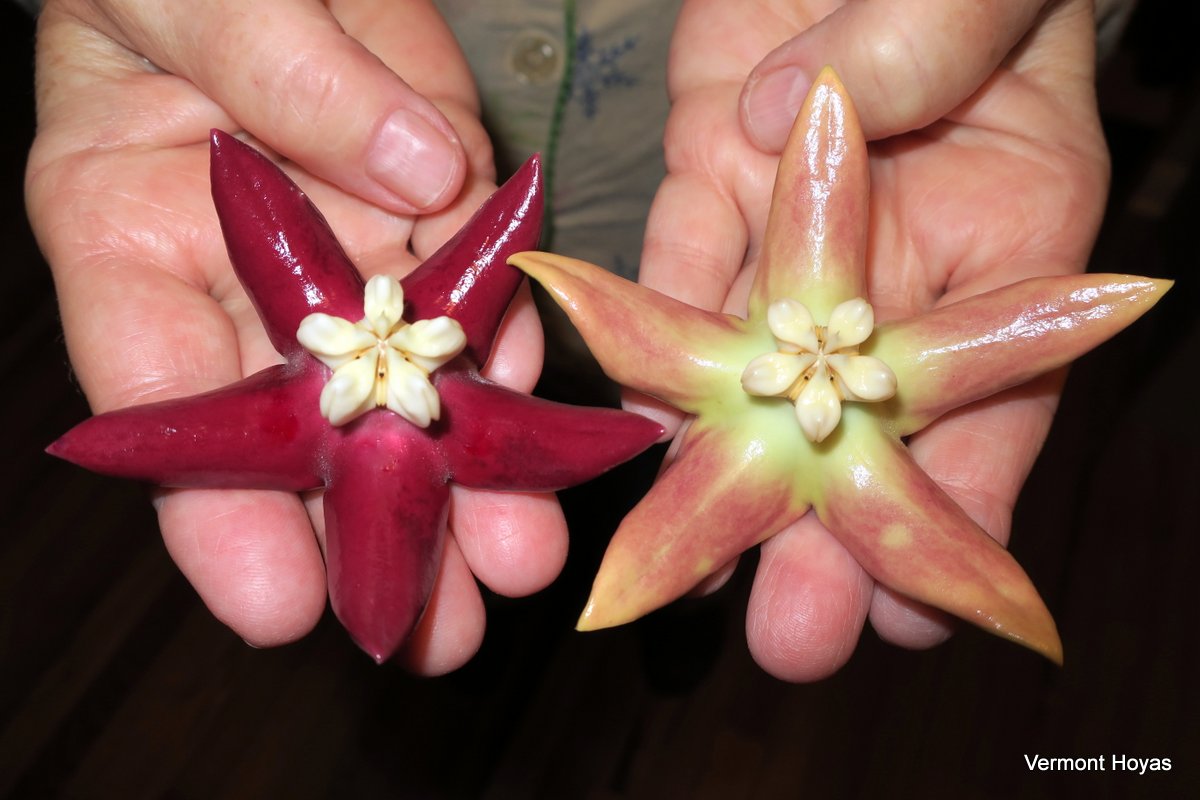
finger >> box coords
[478,280,544,394]
[449,487,567,598]
[329,0,494,182]
[93,0,469,212]
[740,0,1048,149]
[399,535,486,675]
[27,145,266,410]
[639,170,748,311]
[620,390,686,441]
[155,487,327,647]
[745,512,873,682]
[868,374,1061,648]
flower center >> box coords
[296,274,466,427]
[741,297,896,443]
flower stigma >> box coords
[296,274,466,427]
[741,297,896,443]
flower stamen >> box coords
[297,275,466,427]
[742,298,896,442]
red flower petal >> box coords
[47,364,327,491]
[324,414,450,663]
[403,156,544,366]
[210,131,364,357]
[436,369,663,491]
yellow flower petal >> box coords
[826,353,896,402]
[741,352,815,396]
[794,362,842,443]
[362,274,405,338]
[296,313,375,369]
[320,355,378,425]
[825,297,874,351]
[766,299,819,353]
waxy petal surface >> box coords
[871,274,1171,435]
[816,412,1062,663]
[47,364,326,491]
[210,130,364,357]
[437,370,663,490]
[402,156,544,366]
[50,137,660,663]
[579,417,808,631]
[510,251,766,413]
[324,415,449,663]
[750,68,869,321]
[514,67,1169,664]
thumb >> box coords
[740,0,1048,150]
[112,0,468,213]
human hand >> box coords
[27,0,566,674]
[640,0,1108,680]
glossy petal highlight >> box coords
[750,67,869,320]
[872,274,1173,435]
[47,364,326,491]
[437,370,664,491]
[816,414,1062,662]
[324,416,449,663]
[510,251,765,412]
[210,130,364,356]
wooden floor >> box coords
[3,4,1197,798]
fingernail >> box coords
[367,109,459,210]
[744,66,812,153]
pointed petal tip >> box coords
[575,594,633,633]
[45,428,95,468]
[1144,276,1174,301]
[1097,274,1173,306]
[43,420,103,469]
[44,435,66,459]
[506,250,559,277]
[516,151,542,179]
[969,578,1065,666]
[993,610,1063,666]
[350,633,402,665]
[208,128,253,165]
[811,64,846,93]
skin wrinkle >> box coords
[858,8,926,130]
[751,521,867,676]
[276,48,351,138]
[35,0,555,672]
[159,487,323,644]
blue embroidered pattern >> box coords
[570,29,638,119]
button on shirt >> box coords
[437,0,683,281]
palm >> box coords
[28,1,556,673]
[647,0,1107,678]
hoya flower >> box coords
[510,69,1170,662]
[742,297,896,443]
[48,132,662,663]
[297,274,467,426]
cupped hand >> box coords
[640,0,1108,680]
[27,0,565,674]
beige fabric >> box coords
[437,0,683,280]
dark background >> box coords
[2,2,1196,798]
